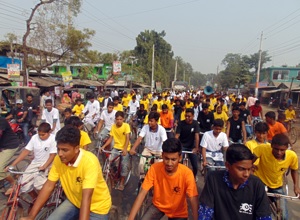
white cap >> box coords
[16,99,23,104]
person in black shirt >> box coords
[239,102,252,138]
[0,117,20,194]
[199,144,271,220]
[175,108,200,178]
[226,107,247,144]
[135,104,147,129]
[23,93,38,128]
[197,104,214,133]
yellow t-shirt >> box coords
[153,100,163,110]
[185,102,194,109]
[221,104,228,114]
[80,130,91,149]
[143,114,161,125]
[72,104,84,117]
[253,145,298,188]
[48,150,111,214]
[98,97,104,103]
[284,109,295,121]
[140,99,150,112]
[180,110,186,121]
[213,111,228,132]
[122,96,131,107]
[210,98,217,106]
[114,104,123,112]
[208,103,215,112]
[110,123,131,150]
[167,103,175,113]
[245,140,270,165]
[163,99,170,106]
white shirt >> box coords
[25,134,56,164]
[128,100,140,113]
[83,100,100,116]
[100,109,116,130]
[41,107,61,133]
[200,130,229,161]
[136,94,141,102]
[103,97,112,110]
[139,124,167,152]
[193,106,200,120]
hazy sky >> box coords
[1,0,300,74]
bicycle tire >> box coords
[35,205,56,220]
[289,127,297,144]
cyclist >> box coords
[253,133,300,219]
[100,111,131,191]
[24,93,38,128]
[250,100,263,121]
[0,118,20,195]
[94,102,116,141]
[245,122,270,153]
[199,144,271,220]
[121,91,131,112]
[113,96,123,112]
[197,103,214,133]
[5,98,30,144]
[102,92,113,110]
[284,104,296,132]
[226,107,247,144]
[140,93,150,112]
[128,138,198,220]
[175,108,200,178]
[20,125,111,220]
[72,98,84,119]
[201,119,229,172]
[160,104,174,139]
[213,105,228,132]
[65,116,91,150]
[63,108,72,125]
[130,112,167,174]
[135,104,147,130]
[5,122,56,199]
[144,105,161,125]
[82,93,100,131]
[239,102,252,138]
[41,99,61,134]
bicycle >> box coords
[92,133,110,166]
[266,192,299,220]
[101,149,132,192]
[135,153,161,220]
[203,163,226,181]
[182,150,194,167]
[0,168,41,220]
[287,120,297,144]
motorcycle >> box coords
[9,119,36,145]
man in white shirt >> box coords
[103,92,113,110]
[128,95,140,114]
[246,93,258,109]
[130,112,167,174]
[82,93,100,128]
[41,99,61,134]
[95,102,116,139]
[201,119,229,171]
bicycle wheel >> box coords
[35,205,56,220]
[289,127,297,144]
[124,158,132,186]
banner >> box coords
[113,61,121,75]
[7,64,20,80]
[156,82,162,91]
[62,71,73,88]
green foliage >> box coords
[243,51,272,73]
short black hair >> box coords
[56,125,80,147]
[115,111,124,118]
[162,138,182,154]
[113,96,119,101]
[148,112,160,121]
[26,93,33,98]
[272,134,289,147]
[162,104,168,110]
[107,101,114,107]
[45,99,53,105]
[239,102,246,106]
[226,144,254,165]
[213,119,224,127]
[232,106,240,112]
[64,116,83,127]
[38,122,51,133]
[132,95,136,99]
[254,122,269,133]
[185,108,194,115]
[151,105,158,111]
[64,108,72,113]
[265,111,276,120]
[202,103,209,109]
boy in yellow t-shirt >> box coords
[185,98,194,109]
[213,106,228,132]
[122,92,131,109]
[140,94,150,112]
[101,111,131,191]
[284,105,296,132]
[113,96,123,112]
[72,98,84,119]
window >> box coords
[297,71,300,80]
[272,70,289,80]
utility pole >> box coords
[174,59,178,81]
[183,70,185,82]
[255,31,263,98]
[66,0,73,72]
[151,44,155,92]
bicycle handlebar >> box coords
[206,164,226,169]
[135,153,162,159]
[182,150,194,154]
[102,149,123,154]
[266,192,299,200]
[8,167,42,175]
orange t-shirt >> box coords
[142,162,198,218]
[160,111,174,129]
[267,122,287,141]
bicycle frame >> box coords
[182,150,194,167]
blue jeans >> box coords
[142,203,187,220]
[48,199,109,220]
[245,124,253,137]
[182,147,198,177]
[267,187,288,220]
[20,122,30,145]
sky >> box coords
[1,0,300,75]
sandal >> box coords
[4,187,13,196]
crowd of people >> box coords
[0,87,299,219]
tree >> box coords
[243,51,272,74]
[22,0,94,85]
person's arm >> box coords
[128,188,149,220]
[226,120,230,139]
[189,196,199,220]
[5,113,13,120]
[18,110,28,123]
[241,121,247,144]
[79,188,94,220]
[5,149,31,170]
[95,119,104,133]
[22,180,57,219]
[202,147,207,167]
[51,119,57,132]
[193,132,199,153]
[175,133,180,139]
[291,169,300,196]
[101,136,113,150]
[122,133,130,156]
[39,153,56,171]
[130,136,143,155]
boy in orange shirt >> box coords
[128,138,198,220]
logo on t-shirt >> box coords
[76,177,83,185]
[173,186,181,195]
[239,203,252,214]
[44,147,49,151]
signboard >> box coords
[7,64,20,80]
[156,82,162,91]
[62,71,73,88]
[113,61,121,75]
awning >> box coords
[29,76,61,87]
[81,79,103,87]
